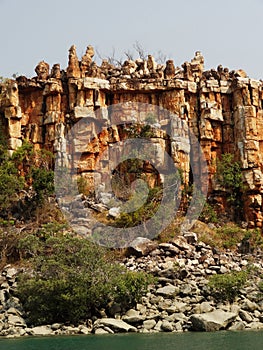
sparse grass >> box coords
[157,215,183,243]
[197,222,263,251]
[197,223,243,249]
[215,224,244,249]
[191,220,216,246]
[242,228,263,249]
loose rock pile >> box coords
[0,233,263,338]
[118,234,263,333]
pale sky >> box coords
[0,0,263,79]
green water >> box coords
[0,331,262,350]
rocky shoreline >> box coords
[1,231,263,338]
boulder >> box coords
[242,299,259,312]
[108,207,120,218]
[199,302,214,313]
[158,243,180,255]
[5,267,18,280]
[7,307,22,316]
[166,301,188,313]
[170,312,188,322]
[95,328,109,334]
[156,284,179,297]
[239,309,253,323]
[51,323,62,331]
[127,237,158,257]
[143,319,156,330]
[122,309,145,323]
[7,314,26,327]
[171,236,193,251]
[31,326,53,336]
[0,290,6,304]
[228,321,246,331]
[154,320,163,332]
[93,318,137,333]
[248,322,263,330]
[190,310,237,332]
[183,232,198,244]
[161,320,173,332]
[78,325,91,334]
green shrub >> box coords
[113,186,163,228]
[113,270,154,309]
[144,113,157,125]
[31,167,54,201]
[216,154,243,198]
[37,222,69,238]
[11,140,34,167]
[0,227,25,267]
[17,235,154,325]
[0,158,25,215]
[208,270,248,303]
[199,202,218,223]
[11,140,54,201]
[123,123,157,139]
[215,154,244,218]
[0,140,54,218]
[77,176,94,196]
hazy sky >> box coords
[0,0,263,79]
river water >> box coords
[0,331,263,350]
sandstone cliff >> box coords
[0,46,263,228]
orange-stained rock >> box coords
[164,60,176,79]
[80,45,95,78]
[67,45,81,78]
[1,46,263,227]
[35,61,50,81]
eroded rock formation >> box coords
[1,45,263,227]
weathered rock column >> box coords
[0,80,22,151]
[233,77,263,227]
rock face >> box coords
[1,45,263,226]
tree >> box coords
[17,234,154,325]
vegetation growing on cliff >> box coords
[0,140,54,219]
[216,153,244,219]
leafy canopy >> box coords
[17,234,154,325]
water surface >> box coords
[0,331,263,350]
